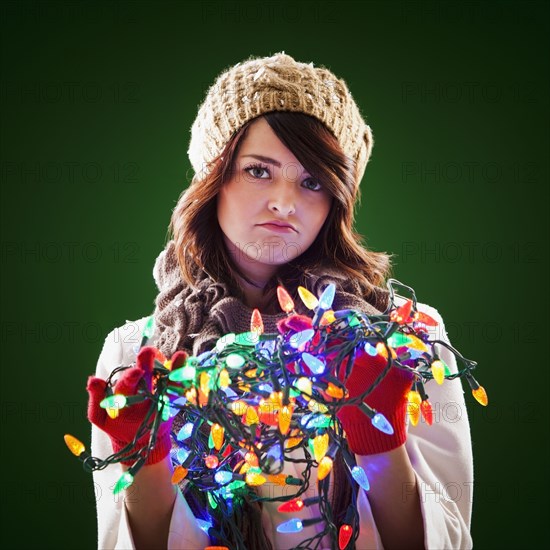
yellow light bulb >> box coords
[320,310,336,326]
[102,394,127,420]
[228,400,248,415]
[64,434,85,456]
[406,335,429,352]
[185,387,197,405]
[296,377,312,396]
[219,369,230,389]
[246,472,266,486]
[407,390,422,426]
[258,399,273,415]
[297,286,319,310]
[245,452,259,466]
[376,342,389,358]
[312,433,329,463]
[472,386,488,406]
[307,399,328,413]
[200,371,211,396]
[273,391,283,408]
[239,462,250,474]
[317,456,333,481]
[244,406,259,425]
[431,360,445,385]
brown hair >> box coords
[170,111,392,548]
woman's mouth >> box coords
[257,223,296,234]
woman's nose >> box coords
[268,181,297,216]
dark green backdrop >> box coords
[1,1,548,548]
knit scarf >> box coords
[152,240,387,360]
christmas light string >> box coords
[65,279,487,550]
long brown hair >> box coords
[169,111,392,314]
[170,111,392,548]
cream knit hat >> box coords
[187,51,374,187]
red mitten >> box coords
[277,314,313,335]
[333,346,414,455]
[87,347,187,465]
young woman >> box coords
[88,52,473,549]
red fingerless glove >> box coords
[334,347,414,455]
[87,347,187,465]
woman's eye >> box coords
[303,178,322,192]
[244,164,271,179]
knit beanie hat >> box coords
[187,51,374,187]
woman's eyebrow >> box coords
[241,154,282,168]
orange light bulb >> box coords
[472,386,488,406]
[325,382,345,399]
[267,473,289,486]
[64,434,85,456]
[171,465,188,484]
[250,308,264,335]
[277,286,295,313]
[278,404,292,435]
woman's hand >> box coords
[334,346,414,455]
[86,347,187,465]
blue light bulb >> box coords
[364,342,378,356]
[214,471,233,485]
[318,284,336,310]
[277,518,304,534]
[176,447,190,464]
[371,412,394,435]
[351,466,370,491]
[301,352,326,375]
[176,422,194,441]
[196,518,212,534]
[172,397,187,407]
[267,445,283,463]
[289,329,315,349]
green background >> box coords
[1,0,548,548]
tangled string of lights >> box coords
[65,279,487,550]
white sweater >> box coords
[91,301,474,549]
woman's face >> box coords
[217,117,333,284]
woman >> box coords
[89,52,473,549]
